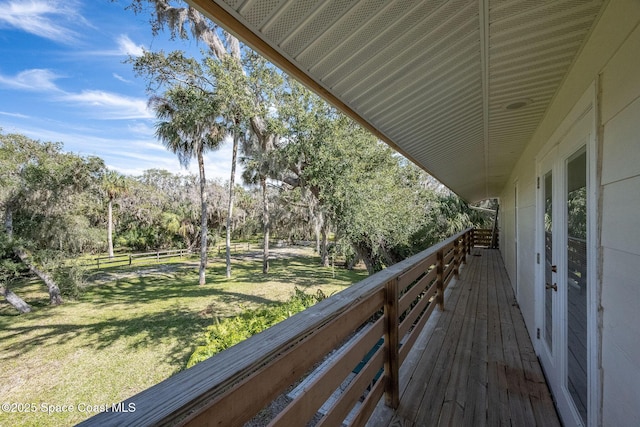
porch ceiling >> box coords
[188,0,604,202]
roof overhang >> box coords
[187,0,605,202]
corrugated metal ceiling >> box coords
[188,0,604,202]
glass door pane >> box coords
[543,171,553,351]
[566,148,587,423]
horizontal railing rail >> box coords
[79,228,477,427]
[473,228,498,247]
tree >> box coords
[0,234,31,313]
[240,54,284,274]
[272,79,484,274]
[0,130,104,310]
[102,170,128,258]
[276,77,339,266]
[124,0,282,276]
[123,1,491,275]
[149,85,225,285]
[206,56,253,278]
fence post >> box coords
[384,278,400,409]
[436,250,444,311]
[129,255,132,266]
[156,251,159,262]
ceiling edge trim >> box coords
[479,0,490,200]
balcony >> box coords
[80,228,559,426]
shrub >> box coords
[54,261,88,299]
[187,288,326,368]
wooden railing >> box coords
[79,228,476,427]
[473,228,499,248]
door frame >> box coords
[534,82,600,427]
[514,179,519,299]
[537,146,558,373]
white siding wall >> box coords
[599,24,640,424]
[499,1,640,425]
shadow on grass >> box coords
[0,273,279,369]
[85,270,277,308]
[208,255,366,289]
[0,307,206,369]
[0,255,366,371]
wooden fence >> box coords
[87,249,191,269]
[79,228,479,427]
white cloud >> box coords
[0,0,85,44]
[0,68,151,120]
[116,34,144,57]
[113,73,132,84]
[0,68,62,91]
[61,90,153,119]
[0,111,30,119]
[83,35,146,58]
[127,122,155,136]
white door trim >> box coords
[534,81,600,427]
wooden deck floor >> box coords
[368,248,561,427]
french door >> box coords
[537,105,595,427]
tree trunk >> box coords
[198,148,208,286]
[107,198,114,258]
[15,248,63,305]
[4,204,13,238]
[313,207,321,255]
[261,176,269,274]
[0,285,31,313]
[320,222,329,267]
[353,242,383,275]
[226,130,239,279]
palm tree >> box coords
[103,170,128,258]
[241,130,279,274]
[209,56,253,278]
[150,86,225,285]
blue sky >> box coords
[0,0,236,181]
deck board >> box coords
[367,249,560,427]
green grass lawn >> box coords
[0,248,367,427]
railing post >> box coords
[454,238,460,279]
[384,278,400,409]
[129,255,132,266]
[436,250,444,311]
[461,234,467,265]
[467,230,472,255]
